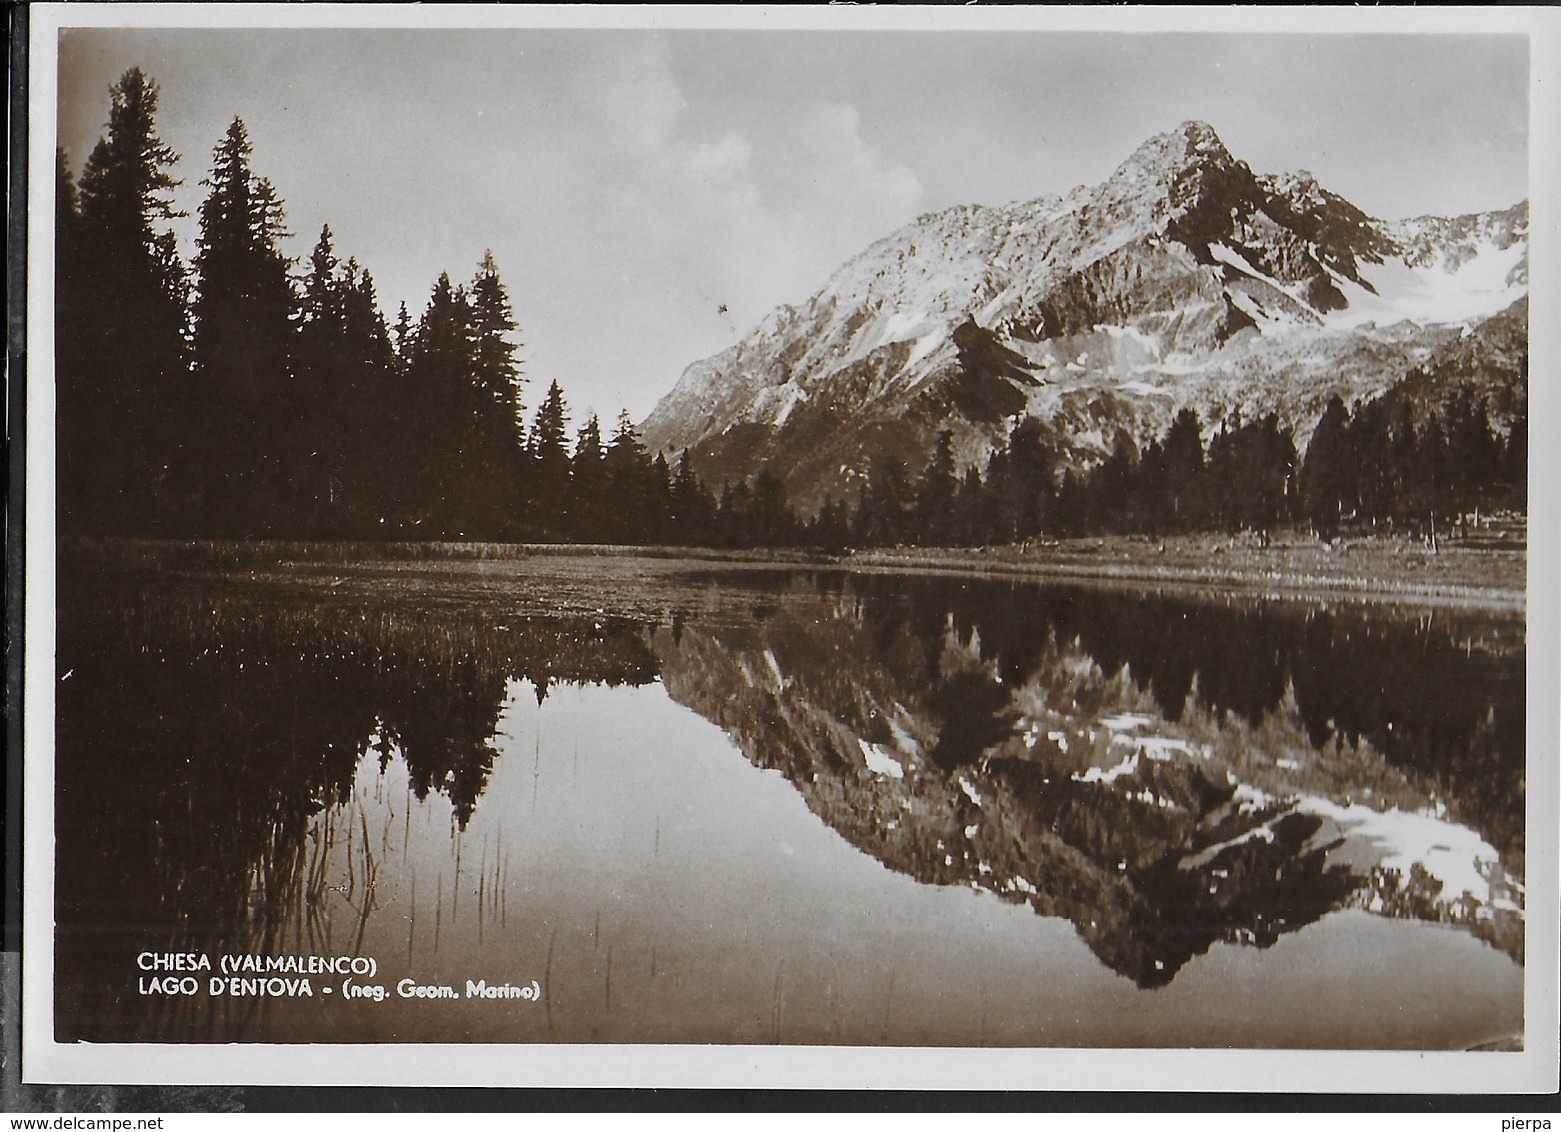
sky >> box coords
[51,15,1533,424]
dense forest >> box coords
[57,69,1526,549]
[849,394,1527,551]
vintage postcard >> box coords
[21,4,1560,1092]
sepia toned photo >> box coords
[21,5,1560,1093]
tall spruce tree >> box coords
[527,381,572,538]
[292,227,399,533]
[395,253,525,536]
[1161,407,1206,531]
[468,252,523,424]
[292,225,344,530]
[1345,401,1394,522]
[1299,395,1353,537]
[1136,438,1168,536]
[747,470,797,547]
[391,301,416,382]
[341,263,398,526]
[914,429,958,544]
[669,451,716,544]
[404,273,474,533]
[1004,418,1056,540]
[1203,414,1294,534]
[1088,431,1140,533]
[646,452,675,545]
[953,466,987,545]
[604,411,658,543]
[1444,389,1501,514]
[60,69,190,535]
[569,414,607,541]
[464,251,526,533]
[191,117,296,535]
[860,454,912,546]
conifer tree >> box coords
[1345,401,1393,522]
[979,444,1015,544]
[1051,468,1086,538]
[404,273,475,532]
[341,263,399,527]
[1203,414,1294,534]
[292,225,345,529]
[914,428,958,544]
[1136,438,1167,536]
[1389,407,1428,527]
[1004,418,1056,540]
[570,414,607,541]
[1251,414,1298,534]
[1299,395,1353,536]
[462,252,526,533]
[1161,407,1206,531]
[1417,413,1450,532]
[604,411,654,543]
[646,452,675,545]
[1444,389,1501,514]
[468,251,524,425]
[809,493,852,551]
[293,227,400,532]
[860,454,912,546]
[716,480,753,547]
[60,69,190,535]
[191,117,296,534]
[55,146,81,244]
[392,302,415,371]
[1088,431,1140,533]
[527,381,572,538]
[747,470,797,547]
[670,451,716,543]
[952,466,986,546]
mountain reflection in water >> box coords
[655,574,1524,987]
[54,562,1524,1046]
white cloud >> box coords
[516,38,925,419]
[57,28,1527,428]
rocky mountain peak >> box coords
[641,122,1528,514]
[1083,120,1255,254]
[1141,119,1231,167]
[1264,169,1325,209]
[1176,118,1226,151]
[1106,120,1239,194]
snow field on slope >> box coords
[1322,240,1527,331]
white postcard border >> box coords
[21,3,1561,1094]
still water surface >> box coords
[55,556,1526,1047]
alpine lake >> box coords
[53,545,1526,1049]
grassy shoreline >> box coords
[842,530,1526,611]
[63,527,1527,612]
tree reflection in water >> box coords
[653,572,1524,984]
[55,585,659,1041]
[54,560,1524,1042]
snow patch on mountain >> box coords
[1299,798,1501,907]
[1324,237,1528,330]
[1210,242,1323,321]
[640,121,1527,511]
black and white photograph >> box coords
[20,4,1560,1093]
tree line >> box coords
[847,393,1524,550]
[58,70,678,542]
[57,70,492,538]
[57,69,1524,550]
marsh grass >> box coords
[64,536,836,572]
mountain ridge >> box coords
[641,121,1528,511]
